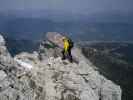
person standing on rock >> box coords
[61,36,73,62]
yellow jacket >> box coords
[63,39,69,53]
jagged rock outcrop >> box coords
[0,33,121,100]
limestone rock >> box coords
[0,33,122,100]
[0,70,7,81]
[0,34,5,46]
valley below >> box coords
[81,42,133,100]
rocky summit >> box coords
[0,33,121,100]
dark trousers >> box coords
[62,48,73,62]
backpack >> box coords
[67,38,74,48]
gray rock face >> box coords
[0,33,122,100]
[0,70,7,81]
[0,35,5,46]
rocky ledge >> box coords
[0,33,121,100]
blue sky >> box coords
[0,0,133,14]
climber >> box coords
[61,36,73,62]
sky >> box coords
[0,0,133,14]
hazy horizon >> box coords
[0,0,133,15]
[0,0,133,41]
